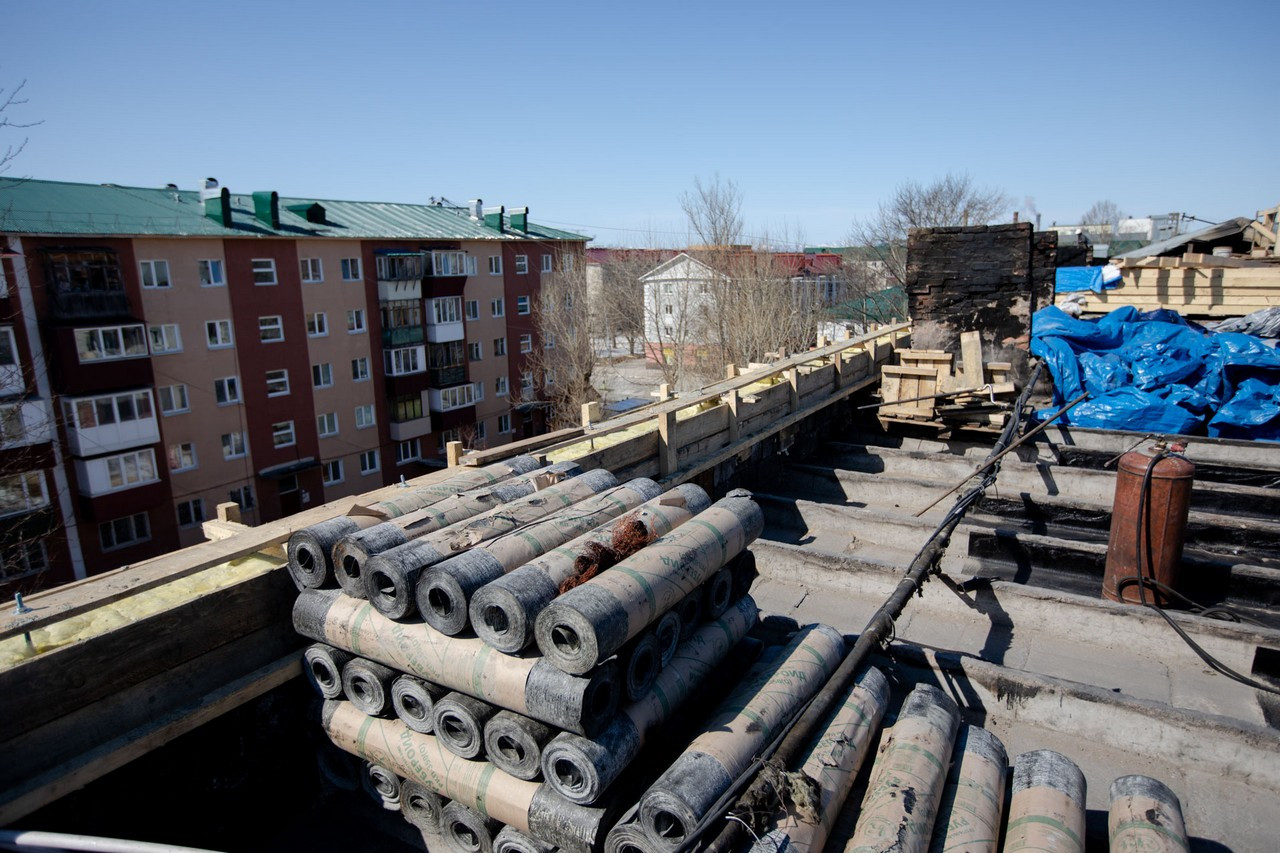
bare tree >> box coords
[681,174,744,248]
[0,79,39,178]
[851,173,1009,287]
[1080,200,1125,226]
[522,250,601,430]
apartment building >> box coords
[0,179,585,592]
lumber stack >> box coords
[1056,259,1280,319]
[878,331,1015,425]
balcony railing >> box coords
[426,320,464,344]
[48,289,133,322]
[382,325,425,348]
[428,366,466,388]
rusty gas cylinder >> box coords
[1102,446,1194,606]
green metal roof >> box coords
[0,178,588,242]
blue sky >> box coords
[5,0,1276,246]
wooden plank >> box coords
[571,431,660,476]
[960,331,984,386]
[658,409,677,477]
[461,426,586,466]
[0,653,300,824]
[671,404,730,450]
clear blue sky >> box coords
[5,0,1276,247]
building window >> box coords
[488,256,503,275]
[359,449,380,474]
[664,304,673,315]
[377,253,426,280]
[272,421,296,448]
[206,319,233,349]
[158,384,189,415]
[300,257,323,282]
[495,375,508,397]
[351,357,370,382]
[265,369,290,397]
[515,255,528,275]
[341,257,362,281]
[385,346,424,376]
[521,372,534,395]
[307,312,328,337]
[317,411,339,437]
[468,341,482,361]
[149,323,182,354]
[347,309,366,333]
[431,297,462,325]
[392,394,422,422]
[494,337,507,356]
[0,327,17,369]
[177,498,206,529]
[221,431,247,459]
[436,384,477,411]
[312,362,334,388]
[214,376,240,405]
[475,420,487,442]
[355,404,375,429]
[516,295,531,316]
[251,258,277,285]
[75,325,148,363]
[198,259,224,287]
[541,254,552,273]
[544,368,556,387]
[519,334,533,353]
[105,449,159,490]
[465,300,479,321]
[562,254,575,272]
[139,260,171,289]
[167,441,198,472]
[229,485,255,510]
[498,413,512,434]
[490,297,504,318]
[64,390,153,431]
[322,459,344,485]
[100,512,150,551]
[381,300,421,330]
[259,315,285,343]
[0,471,49,518]
[544,333,555,349]
[430,251,467,277]
[396,439,421,465]
[278,474,299,495]
[1,542,48,582]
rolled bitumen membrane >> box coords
[484,710,554,781]
[1005,749,1086,853]
[444,800,504,853]
[285,455,541,591]
[494,824,556,853]
[674,591,702,642]
[363,761,401,811]
[433,691,498,760]
[620,630,662,704]
[536,492,764,675]
[928,725,1008,853]
[636,622,845,848]
[847,683,962,853]
[652,609,681,669]
[606,821,663,853]
[391,674,446,734]
[400,778,446,834]
[295,589,619,736]
[303,643,352,699]
[700,566,734,621]
[542,595,758,806]
[340,657,398,718]
[1108,775,1187,853]
[417,475,658,634]
[470,484,712,654]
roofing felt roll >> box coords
[433,691,498,760]
[363,761,401,811]
[390,673,446,735]
[928,726,1008,853]
[331,462,582,596]
[536,492,764,675]
[400,779,446,835]
[652,610,681,669]
[362,469,623,621]
[541,595,758,806]
[294,590,618,736]
[470,484,712,654]
[748,666,890,853]
[285,455,540,590]
[1108,775,1187,853]
[620,630,663,704]
[302,643,352,700]
[494,825,556,853]
[443,800,503,853]
[846,683,961,853]
[636,623,845,848]
[321,701,609,853]
[1004,750,1086,853]
[700,566,734,621]
[415,474,658,631]
[484,710,555,782]
[340,657,398,718]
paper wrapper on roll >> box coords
[1004,749,1086,853]
[1108,775,1187,853]
[928,726,1007,853]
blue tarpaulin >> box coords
[1031,306,1280,440]
[1054,265,1122,294]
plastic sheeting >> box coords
[1054,265,1122,293]
[1031,306,1280,440]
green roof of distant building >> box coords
[0,179,588,242]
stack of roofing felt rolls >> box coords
[289,460,772,851]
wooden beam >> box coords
[658,408,678,477]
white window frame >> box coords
[437,384,477,411]
[104,448,159,491]
[158,383,189,415]
[495,375,509,397]
[252,258,278,286]
[468,341,482,361]
[306,312,329,337]
[351,357,370,382]
[498,413,512,434]
[355,404,376,430]
[149,323,182,355]
[515,255,528,275]
[139,259,171,289]
[490,297,504,318]
[347,309,366,334]
[322,459,344,485]
[396,438,421,465]
[265,369,290,397]
[341,257,362,281]
[100,512,150,551]
[521,372,534,395]
[176,498,206,529]
[494,337,507,356]
[431,297,462,325]
[205,319,233,349]
[271,420,296,448]
[300,257,324,283]
[221,431,247,459]
[1,541,48,581]
[431,250,467,277]
[359,449,380,475]
[488,255,503,275]
[229,485,254,510]
[541,254,552,273]
[214,376,240,406]
[168,441,198,472]
[198,259,224,287]
[475,420,487,442]
[516,295,531,315]
[0,471,49,518]
[312,362,334,388]
[64,390,154,432]
[519,333,533,353]
[464,299,479,321]
[259,315,285,343]
[316,411,339,437]
[562,254,575,272]
[385,347,424,377]
[75,325,148,363]
[545,333,556,349]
